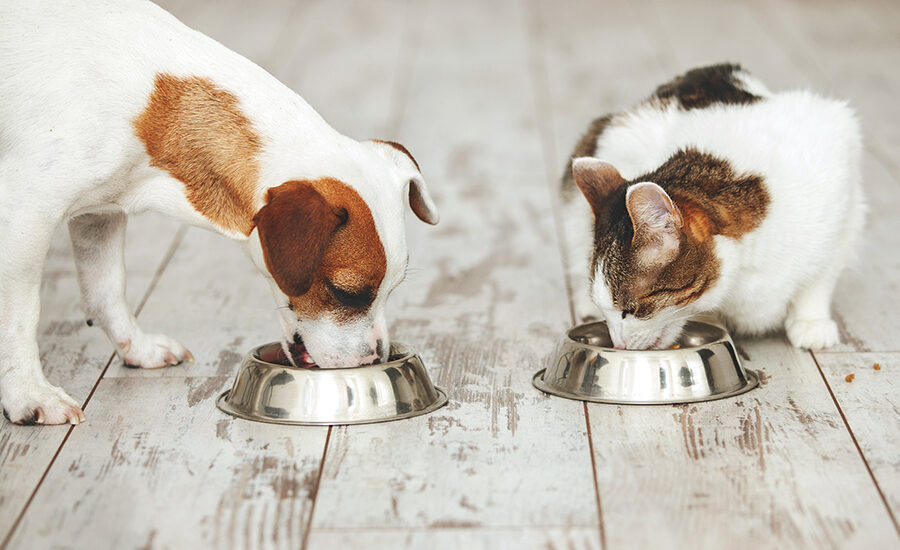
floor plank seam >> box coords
[0,421,77,550]
[301,425,333,550]
[583,403,607,550]
[520,0,577,326]
[0,224,188,549]
[382,0,424,138]
[521,2,606,545]
[810,350,900,537]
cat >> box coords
[561,63,864,350]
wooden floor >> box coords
[2,1,899,548]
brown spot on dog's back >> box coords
[654,63,762,110]
[281,178,387,321]
[134,73,261,235]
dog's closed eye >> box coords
[325,280,375,309]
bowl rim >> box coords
[532,368,759,405]
[248,341,417,371]
[217,387,449,426]
[565,320,730,353]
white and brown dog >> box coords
[0,1,439,425]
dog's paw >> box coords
[120,333,193,369]
[2,382,85,425]
[786,317,840,350]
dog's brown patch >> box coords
[261,179,386,322]
[134,73,262,235]
[653,63,762,111]
[592,148,769,317]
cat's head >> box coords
[572,157,720,349]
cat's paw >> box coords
[120,333,193,369]
[786,318,840,350]
[2,381,85,425]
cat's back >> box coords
[671,89,860,183]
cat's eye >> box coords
[325,280,374,309]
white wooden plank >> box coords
[589,337,899,548]
[525,0,672,190]
[8,376,329,550]
[308,0,598,534]
[273,0,411,139]
[308,527,602,550]
[156,0,303,74]
[814,352,900,525]
[0,214,179,540]
[754,0,900,163]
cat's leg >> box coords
[785,268,841,349]
[69,212,192,368]
[786,182,864,350]
[561,197,598,322]
[0,211,85,424]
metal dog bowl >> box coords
[217,342,447,425]
[534,321,758,404]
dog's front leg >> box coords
[69,213,192,369]
[0,216,85,425]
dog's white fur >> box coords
[0,0,436,424]
[564,71,864,350]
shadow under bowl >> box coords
[217,342,447,425]
[533,320,758,404]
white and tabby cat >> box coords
[562,64,863,350]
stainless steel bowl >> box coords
[534,321,758,404]
[217,342,447,425]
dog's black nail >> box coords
[86,319,94,327]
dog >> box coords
[0,0,439,425]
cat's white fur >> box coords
[564,71,864,349]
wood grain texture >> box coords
[308,0,599,536]
[307,528,602,550]
[0,214,179,540]
[8,376,328,550]
[589,337,899,548]
[814,352,900,523]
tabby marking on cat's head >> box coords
[572,149,769,349]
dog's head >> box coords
[250,140,438,368]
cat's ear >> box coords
[626,182,683,267]
[572,158,625,217]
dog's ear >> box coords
[254,181,346,297]
[371,140,439,225]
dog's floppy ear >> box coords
[254,181,346,297]
[371,140,439,225]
